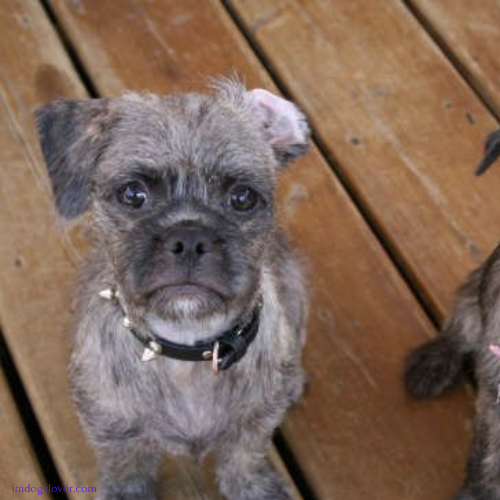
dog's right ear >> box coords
[476,129,500,176]
[34,98,113,219]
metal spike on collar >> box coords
[98,288,116,300]
[141,341,162,362]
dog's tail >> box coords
[405,269,482,399]
[404,334,467,399]
[476,129,500,175]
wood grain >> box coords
[0,1,226,499]
[229,0,500,322]
[0,1,91,495]
[44,1,474,499]
[409,0,500,116]
[0,369,49,499]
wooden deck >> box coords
[1,1,500,499]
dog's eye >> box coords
[229,185,259,212]
[117,182,149,209]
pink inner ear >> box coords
[490,344,500,358]
[248,89,307,148]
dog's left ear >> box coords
[248,89,310,166]
[476,129,500,175]
[34,98,113,219]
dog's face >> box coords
[35,81,309,330]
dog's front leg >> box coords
[94,437,161,500]
[215,435,292,500]
[453,389,500,500]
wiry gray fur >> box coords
[35,80,310,500]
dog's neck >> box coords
[144,312,237,346]
[98,285,263,369]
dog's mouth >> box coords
[140,279,228,300]
[143,281,228,321]
[158,283,226,301]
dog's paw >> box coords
[96,493,157,500]
[95,482,157,500]
[404,336,463,399]
[453,488,477,500]
[218,464,293,500]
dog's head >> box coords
[35,81,309,335]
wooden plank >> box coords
[0,2,91,496]
[228,0,500,321]
[408,0,500,116]
[45,1,473,499]
[0,1,229,499]
[0,368,50,499]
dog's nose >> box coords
[165,227,215,260]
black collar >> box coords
[98,288,262,373]
[133,303,262,373]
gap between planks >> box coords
[220,0,443,330]
[403,0,500,123]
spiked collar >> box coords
[98,288,262,373]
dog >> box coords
[35,80,310,500]
[405,129,500,500]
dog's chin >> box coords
[145,284,227,322]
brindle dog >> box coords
[35,80,310,500]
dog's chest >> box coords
[149,360,261,452]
